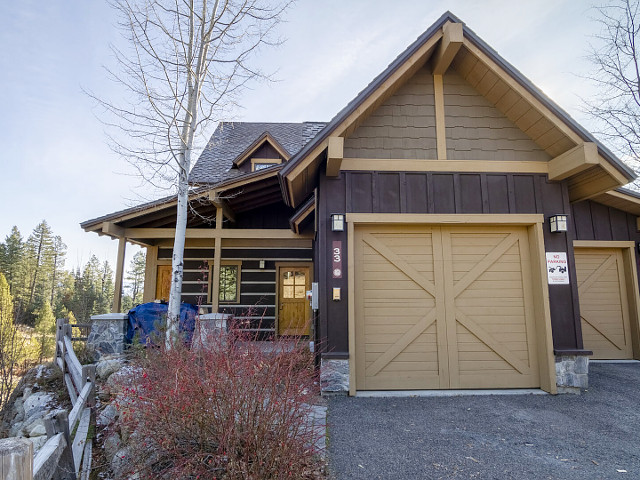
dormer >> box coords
[232,132,290,173]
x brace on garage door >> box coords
[347,214,556,395]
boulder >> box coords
[96,359,123,380]
[103,432,122,460]
[111,446,134,479]
[26,419,46,437]
[97,404,118,427]
[28,435,48,453]
[23,393,53,418]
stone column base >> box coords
[87,313,129,359]
[555,354,589,394]
[320,359,349,395]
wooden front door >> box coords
[156,265,172,301]
[355,225,540,390]
[277,266,311,336]
[575,248,634,359]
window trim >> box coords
[251,158,282,172]
[209,260,242,304]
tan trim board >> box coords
[431,21,463,75]
[434,74,447,160]
[347,219,357,396]
[326,136,344,177]
[290,201,315,234]
[548,143,599,181]
[621,247,640,359]
[211,209,223,312]
[124,228,313,240]
[111,238,126,313]
[341,158,549,173]
[573,240,636,249]
[155,238,313,248]
[346,213,544,225]
[528,222,557,393]
[593,190,640,217]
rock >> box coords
[106,365,142,392]
[28,435,48,453]
[22,387,33,400]
[111,446,134,478]
[26,419,46,437]
[23,392,53,418]
[97,404,118,427]
[103,432,122,460]
[96,359,123,380]
[9,421,24,437]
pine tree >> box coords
[0,227,24,292]
[127,251,146,306]
[49,236,67,306]
[24,221,54,318]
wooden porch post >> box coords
[211,208,223,313]
[112,237,126,313]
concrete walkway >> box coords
[327,363,640,479]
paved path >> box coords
[327,363,640,479]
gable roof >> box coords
[279,11,637,207]
[190,121,326,185]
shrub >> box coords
[114,326,324,479]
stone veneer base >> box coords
[555,354,589,394]
[320,359,349,396]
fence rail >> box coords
[0,318,96,480]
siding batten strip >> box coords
[434,74,447,160]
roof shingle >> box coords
[189,121,326,185]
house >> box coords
[81,12,640,395]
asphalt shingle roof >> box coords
[190,121,326,185]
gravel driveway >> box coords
[327,363,640,479]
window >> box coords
[210,261,241,303]
[251,158,282,171]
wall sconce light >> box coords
[259,260,265,269]
[549,214,568,233]
[331,214,345,232]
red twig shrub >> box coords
[115,326,324,479]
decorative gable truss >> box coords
[280,13,635,208]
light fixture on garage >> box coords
[259,260,265,269]
[331,214,345,232]
[549,214,568,233]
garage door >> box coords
[354,224,540,390]
[575,248,633,360]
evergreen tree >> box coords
[125,251,146,308]
[24,220,55,319]
[0,227,24,292]
[34,301,56,363]
[0,273,23,407]
[49,236,67,306]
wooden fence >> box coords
[0,318,96,480]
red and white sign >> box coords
[332,241,342,278]
[546,252,569,285]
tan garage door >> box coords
[575,248,633,360]
[354,224,540,390]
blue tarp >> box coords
[126,302,198,345]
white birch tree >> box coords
[94,0,291,345]
[585,0,640,179]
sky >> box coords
[0,0,616,271]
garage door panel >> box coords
[356,224,540,391]
[575,248,633,360]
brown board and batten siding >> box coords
[317,171,583,357]
[571,200,640,244]
[156,245,313,333]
